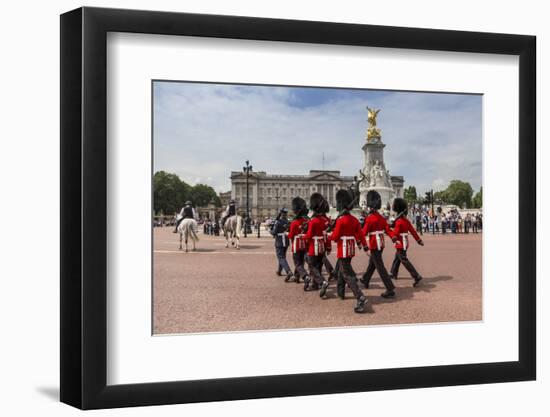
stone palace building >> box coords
[230,169,404,219]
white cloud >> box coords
[153,82,482,194]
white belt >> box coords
[340,236,355,257]
[277,232,288,247]
[293,233,305,253]
[369,230,385,250]
[400,233,409,250]
[312,236,325,256]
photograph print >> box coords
[152,80,483,335]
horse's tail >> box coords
[235,216,242,239]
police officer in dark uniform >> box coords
[173,201,196,233]
[221,199,237,229]
[270,207,293,281]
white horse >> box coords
[222,215,242,249]
[177,217,199,252]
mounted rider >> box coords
[173,201,197,233]
[221,199,237,229]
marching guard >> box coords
[288,197,310,284]
[329,189,368,313]
[389,198,424,286]
[270,207,294,281]
[304,193,331,298]
[361,190,397,298]
[320,210,336,281]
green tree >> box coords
[444,180,474,208]
[433,190,448,203]
[472,186,483,208]
[153,171,190,215]
[403,185,417,204]
[188,184,221,207]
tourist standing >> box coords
[415,210,423,235]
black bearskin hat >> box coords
[310,193,328,214]
[336,189,353,212]
[366,190,382,210]
[291,197,307,215]
[392,197,408,216]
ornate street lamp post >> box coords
[243,160,252,237]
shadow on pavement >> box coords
[324,275,454,308]
[237,245,262,250]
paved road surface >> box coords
[153,227,482,334]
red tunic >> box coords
[392,216,421,250]
[305,215,331,256]
[330,213,367,258]
[288,216,308,253]
[362,211,392,251]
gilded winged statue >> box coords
[366,106,382,142]
[367,107,380,126]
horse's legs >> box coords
[185,231,189,253]
[179,232,182,250]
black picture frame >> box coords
[60,6,536,410]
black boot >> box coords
[303,277,311,291]
[354,296,368,313]
[319,281,329,298]
[381,290,396,298]
[413,276,423,287]
[284,272,294,282]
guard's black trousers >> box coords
[390,249,420,280]
[362,249,395,291]
[336,258,364,300]
[276,246,291,275]
[307,254,325,288]
[321,254,334,275]
[292,251,308,279]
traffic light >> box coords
[425,191,432,204]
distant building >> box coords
[229,169,400,219]
[218,190,232,208]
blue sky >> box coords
[153,81,482,195]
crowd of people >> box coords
[268,190,425,314]
[407,207,483,235]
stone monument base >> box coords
[359,187,395,211]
